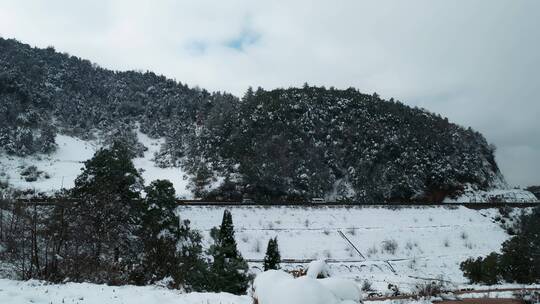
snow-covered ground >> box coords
[0,135,98,192]
[0,133,193,198]
[0,279,249,304]
[0,276,536,304]
[133,132,191,198]
[0,205,535,303]
[179,205,519,294]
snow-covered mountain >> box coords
[0,37,515,202]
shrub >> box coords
[414,281,445,298]
[498,206,511,218]
[499,234,538,283]
[513,290,540,304]
[366,245,378,257]
[387,283,400,296]
[253,239,261,253]
[460,206,540,284]
[381,239,398,255]
[361,280,373,291]
[408,257,418,270]
[405,241,414,251]
[460,253,500,284]
[20,165,43,182]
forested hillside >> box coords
[0,38,504,202]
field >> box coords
[179,205,525,293]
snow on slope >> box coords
[0,279,249,304]
[443,185,538,203]
[179,205,512,292]
[134,132,192,198]
[0,133,193,197]
[0,135,98,192]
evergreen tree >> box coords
[263,237,281,271]
[65,141,144,283]
[176,219,210,291]
[137,179,209,290]
[207,209,251,294]
[137,179,180,284]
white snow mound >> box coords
[306,259,331,278]
[252,266,361,304]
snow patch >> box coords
[0,133,194,197]
[134,132,192,198]
[444,185,538,203]
[0,134,98,192]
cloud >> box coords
[185,40,208,56]
[0,0,538,186]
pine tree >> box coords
[207,209,251,294]
[263,237,281,271]
[137,179,180,285]
[66,141,144,283]
[176,219,210,291]
[137,179,209,290]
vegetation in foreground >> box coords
[461,207,540,284]
[0,143,254,294]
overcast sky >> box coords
[1,0,539,186]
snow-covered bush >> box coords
[19,165,46,182]
[306,260,331,279]
[361,280,372,291]
[366,245,378,257]
[414,280,445,298]
[381,239,398,255]
[461,207,540,284]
